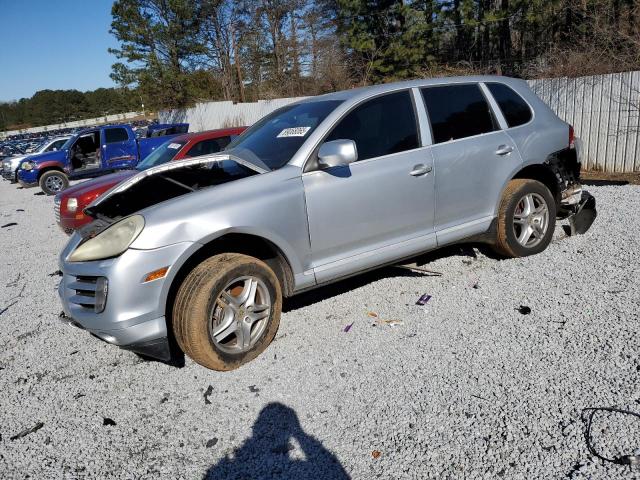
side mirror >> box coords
[317,139,357,169]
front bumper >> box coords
[58,237,196,361]
[17,168,38,188]
[2,169,17,182]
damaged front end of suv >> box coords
[57,154,268,360]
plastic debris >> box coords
[367,312,378,318]
[372,450,382,459]
[1,222,17,228]
[10,422,44,441]
[249,385,260,393]
[204,385,214,404]
[375,319,403,327]
[416,294,432,306]
[48,270,62,277]
[343,322,354,332]
[517,306,532,315]
[206,437,219,448]
[103,418,116,426]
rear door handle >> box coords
[409,164,432,176]
[495,145,514,156]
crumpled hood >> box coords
[88,153,267,209]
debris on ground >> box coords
[416,294,432,306]
[103,418,116,426]
[48,270,62,277]
[375,319,403,327]
[395,264,443,276]
[206,437,219,448]
[372,450,382,459]
[0,301,18,317]
[343,322,354,332]
[517,306,532,315]
[10,422,44,440]
[582,407,640,466]
[1,222,18,228]
[248,385,260,393]
[367,312,378,318]
[204,385,214,404]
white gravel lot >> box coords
[0,179,639,479]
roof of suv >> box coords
[304,75,528,104]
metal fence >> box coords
[528,71,640,173]
[159,97,307,132]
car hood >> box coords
[81,153,267,233]
[61,170,136,198]
[28,149,67,164]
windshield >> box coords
[136,139,187,170]
[60,136,76,150]
[226,100,343,170]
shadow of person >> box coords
[203,402,350,480]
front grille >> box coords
[3,162,11,172]
[68,275,99,309]
[54,197,61,222]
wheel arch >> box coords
[37,164,66,181]
[164,233,295,329]
[510,163,561,206]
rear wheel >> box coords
[172,253,282,371]
[39,170,69,195]
[494,179,556,258]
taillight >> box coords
[569,125,575,149]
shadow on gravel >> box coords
[284,243,498,312]
[582,179,629,186]
[203,402,349,480]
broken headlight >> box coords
[68,215,145,262]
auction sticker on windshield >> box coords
[168,143,182,149]
[277,127,311,138]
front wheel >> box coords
[494,179,556,258]
[39,170,69,195]
[172,253,282,371]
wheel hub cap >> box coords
[208,276,271,354]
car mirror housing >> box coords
[317,139,358,169]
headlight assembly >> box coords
[21,161,35,171]
[68,215,145,262]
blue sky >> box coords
[0,0,119,101]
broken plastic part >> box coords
[416,294,432,306]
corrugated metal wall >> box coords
[527,71,640,172]
[159,97,307,133]
[159,71,640,172]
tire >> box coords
[39,170,69,195]
[172,253,282,371]
[494,179,556,258]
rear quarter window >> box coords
[421,84,498,144]
[486,83,533,127]
[105,128,129,144]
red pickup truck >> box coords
[54,127,246,233]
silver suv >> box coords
[58,76,596,370]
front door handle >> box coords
[409,164,432,176]
[495,144,514,156]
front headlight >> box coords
[66,197,78,212]
[68,215,145,262]
[21,161,35,171]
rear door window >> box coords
[104,128,129,144]
[486,83,532,127]
[326,90,419,161]
[421,84,498,144]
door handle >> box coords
[495,144,514,156]
[409,164,432,176]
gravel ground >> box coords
[0,179,639,480]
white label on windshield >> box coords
[168,143,182,149]
[277,127,311,138]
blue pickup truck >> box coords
[17,123,188,195]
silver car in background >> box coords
[2,136,71,182]
[57,76,596,370]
